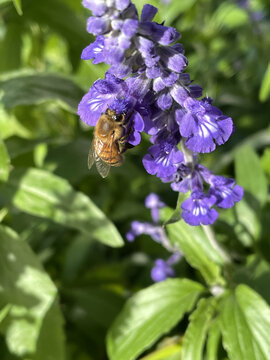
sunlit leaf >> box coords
[12,0,22,14]
[220,285,270,360]
[107,279,204,360]
[0,225,65,359]
[206,317,222,360]
[0,139,10,182]
[259,63,270,102]
[164,208,225,285]
[182,297,216,360]
[140,338,182,360]
[235,146,268,206]
[3,168,124,247]
[210,3,249,30]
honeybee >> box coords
[88,108,130,178]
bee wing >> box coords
[88,141,96,170]
[96,157,111,178]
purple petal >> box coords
[131,111,145,131]
[82,0,107,16]
[157,92,172,110]
[81,36,105,63]
[77,89,109,126]
[143,153,158,175]
[128,130,141,146]
[189,84,203,98]
[153,77,166,92]
[122,19,139,37]
[178,112,197,137]
[170,84,189,106]
[162,72,179,87]
[139,22,180,45]
[115,0,130,11]
[126,73,151,99]
[87,17,108,35]
[146,65,162,79]
[141,4,158,22]
[181,192,218,226]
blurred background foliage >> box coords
[0,0,270,359]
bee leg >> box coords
[119,141,134,154]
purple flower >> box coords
[81,36,105,63]
[181,191,218,226]
[178,98,233,153]
[126,220,167,244]
[143,143,183,179]
[77,72,147,145]
[151,259,175,282]
[151,253,181,282]
[79,0,243,227]
[208,176,244,208]
[145,193,165,222]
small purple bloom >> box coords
[81,36,105,63]
[208,176,244,208]
[178,98,233,153]
[87,17,109,35]
[77,73,129,126]
[126,220,167,244]
[82,0,107,16]
[143,143,183,179]
[181,191,218,226]
[151,259,175,282]
[145,193,165,222]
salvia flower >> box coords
[78,0,244,226]
[126,194,182,282]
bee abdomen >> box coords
[101,154,122,166]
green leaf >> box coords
[220,285,270,360]
[206,318,222,360]
[234,146,267,245]
[164,208,225,285]
[0,105,30,140]
[3,168,124,247]
[234,200,261,246]
[210,3,249,30]
[0,139,10,182]
[235,146,268,206]
[0,73,84,112]
[261,147,270,177]
[0,22,22,72]
[159,0,196,25]
[182,297,216,360]
[0,305,10,324]
[107,279,204,360]
[12,0,22,14]
[22,0,89,69]
[259,63,270,102]
[234,255,270,304]
[140,338,182,360]
[62,234,95,283]
[0,225,65,359]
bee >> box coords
[88,108,131,178]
